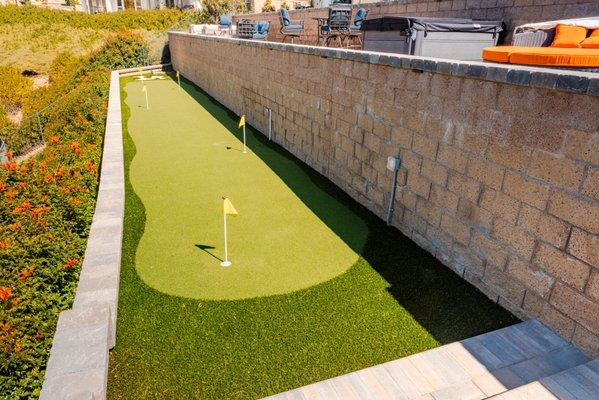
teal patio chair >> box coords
[252,21,270,40]
[278,9,304,43]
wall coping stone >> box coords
[39,64,170,400]
[168,31,599,97]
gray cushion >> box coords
[283,24,303,31]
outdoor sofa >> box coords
[482,17,599,68]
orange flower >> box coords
[10,298,19,307]
[30,206,49,217]
[44,174,53,183]
[9,222,21,232]
[5,151,13,161]
[64,258,78,269]
[0,240,8,250]
[2,161,17,172]
[85,160,96,173]
[15,340,21,353]
[5,188,15,200]
[49,135,59,144]
[34,332,43,341]
[0,182,6,191]
[39,162,47,171]
[18,181,26,190]
[13,200,31,214]
[0,286,12,301]
[70,142,82,157]
[18,267,35,280]
[71,197,81,205]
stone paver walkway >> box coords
[264,320,597,400]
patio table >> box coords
[313,17,329,45]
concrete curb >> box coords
[39,64,168,400]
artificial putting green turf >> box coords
[126,75,367,300]
[108,74,519,399]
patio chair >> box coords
[326,6,351,47]
[279,9,304,43]
[252,21,270,40]
[347,8,368,48]
[218,15,233,35]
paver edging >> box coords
[39,64,170,400]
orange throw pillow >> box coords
[551,24,587,48]
[581,29,599,48]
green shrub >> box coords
[0,5,186,31]
[262,0,275,12]
[0,31,144,398]
[0,67,32,110]
[87,30,148,70]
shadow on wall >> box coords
[171,71,520,346]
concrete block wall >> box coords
[232,0,599,44]
[169,32,599,356]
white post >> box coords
[177,73,181,90]
[144,90,149,110]
[242,125,247,153]
[221,213,231,267]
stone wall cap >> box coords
[168,31,599,97]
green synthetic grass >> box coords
[125,77,367,299]
[108,74,519,399]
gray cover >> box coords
[362,17,503,35]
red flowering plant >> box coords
[0,31,148,398]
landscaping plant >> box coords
[0,31,146,399]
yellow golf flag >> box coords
[142,84,147,92]
[223,197,238,216]
[238,115,245,129]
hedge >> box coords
[0,5,187,31]
[0,31,146,399]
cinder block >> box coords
[567,227,599,267]
[492,218,536,261]
[503,171,550,210]
[528,151,584,191]
[551,282,599,334]
[548,190,599,234]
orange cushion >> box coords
[509,47,599,67]
[551,24,587,48]
[581,32,599,49]
[482,46,599,67]
[482,46,521,63]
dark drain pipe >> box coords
[386,155,402,226]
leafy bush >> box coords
[0,67,32,111]
[0,5,186,31]
[0,32,143,399]
[262,0,275,12]
[87,30,149,70]
[201,0,246,22]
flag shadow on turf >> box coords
[194,244,223,262]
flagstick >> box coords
[144,90,149,110]
[177,72,181,90]
[242,124,247,153]
[221,212,231,267]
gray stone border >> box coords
[168,31,599,97]
[39,64,169,400]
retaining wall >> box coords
[169,32,599,356]
[232,0,599,44]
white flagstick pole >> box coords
[177,72,181,90]
[242,124,247,153]
[221,212,231,267]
